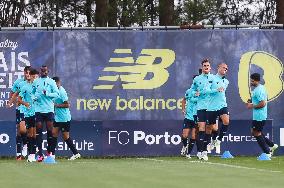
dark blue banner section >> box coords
[1,30,284,122]
[1,120,282,157]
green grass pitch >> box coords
[0,156,283,188]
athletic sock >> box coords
[36,128,43,156]
[187,139,196,154]
[197,131,205,152]
[21,132,28,145]
[212,130,218,140]
[27,137,32,155]
[262,135,274,147]
[203,133,212,151]
[47,130,53,153]
[255,135,270,154]
[182,137,188,147]
[16,135,22,155]
[218,124,229,141]
[50,137,58,154]
[65,137,78,155]
[32,137,37,154]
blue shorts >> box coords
[207,107,229,124]
[35,112,54,123]
[252,120,265,132]
[25,116,36,129]
[54,121,71,132]
[16,109,24,124]
[197,110,207,122]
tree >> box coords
[159,0,174,25]
[95,0,107,26]
[276,0,284,23]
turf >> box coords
[0,156,283,188]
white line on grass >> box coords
[135,158,282,173]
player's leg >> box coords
[205,111,218,153]
[181,119,190,156]
[217,108,230,142]
[50,122,60,157]
[61,122,80,160]
[252,121,270,156]
[186,121,197,158]
[19,118,28,158]
[26,116,36,162]
[45,112,55,155]
[35,112,44,161]
[196,110,207,160]
[16,110,23,160]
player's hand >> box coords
[25,103,30,109]
[6,101,13,108]
[217,87,224,92]
[247,99,252,103]
[195,91,200,96]
[43,90,46,95]
[246,103,253,109]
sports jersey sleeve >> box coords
[60,88,68,102]
[46,80,59,98]
[11,79,20,93]
[256,89,267,102]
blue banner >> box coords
[0,30,283,156]
[1,120,281,156]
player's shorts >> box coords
[54,121,71,132]
[35,112,54,123]
[16,109,24,124]
[252,120,265,132]
[25,116,36,129]
[183,118,197,129]
[197,110,207,122]
[207,107,229,124]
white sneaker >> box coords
[215,140,221,154]
[22,144,28,157]
[197,152,202,159]
[68,153,81,160]
[180,145,188,156]
[266,153,272,158]
[201,151,208,161]
[269,144,278,156]
[27,154,36,162]
[185,154,191,159]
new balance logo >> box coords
[93,49,175,90]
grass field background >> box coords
[0,156,283,188]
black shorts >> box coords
[54,121,71,132]
[16,109,24,124]
[197,110,207,122]
[252,120,265,132]
[35,112,54,123]
[25,116,36,129]
[183,118,197,129]
[207,107,229,124]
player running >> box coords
[49,77,81,160]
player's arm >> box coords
[6,91,19,107]
[253,100,266,109]
[181,97,186,115]
[45,82,60,98]
[55,101,70,108]
[18,94,30,108]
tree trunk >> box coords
[276,0,284,24]
[159,0,174,26]
[85,0,93,26]
[108,0,118,27]
[95,0,107,26]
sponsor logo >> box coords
[238,51,283,102]
[0,133,9,144]
[94,49,175,90]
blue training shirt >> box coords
[19,81,36,117]
[252,84,268,121]
[11,78,26,113]
[54,86,71,122]
[207,74,229,111]
[184,88,198,120]
[190,73,215,110]
[32,77,59,113]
